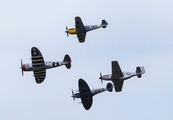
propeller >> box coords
[71,89,75,101]
[20,59,24,76]
[65,26,69,37]
[99,72,103,84]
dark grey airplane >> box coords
[72,79,113,110]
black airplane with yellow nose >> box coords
[65,16,108,43]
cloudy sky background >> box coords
[0,0,173,119]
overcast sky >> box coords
[0,0,173,120]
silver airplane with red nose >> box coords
[99,61,145,92]
[20,47,72,84]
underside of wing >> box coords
[112,61,123,79]
[77,32,86,43]
[75,16,86,43]
[113,80,124,92]
[78,79,92,110]
[75,16,86,32]
[33,70,46,84]
[31,47,45,67]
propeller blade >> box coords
[71,89,75,101]
[65,26,69,37]
[21,59,24,76]
[99,72,103,84]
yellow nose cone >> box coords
[68,28,77,34]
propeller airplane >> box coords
[21,47,72,84]
[99,61,145,92]
[72,78,113,110]
[65,16,108,43]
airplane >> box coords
[71,78,113,110]
[65,16,108,43]
[20,47,72,84]
[99,61,145,92]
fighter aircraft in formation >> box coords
[99,61,145,92]
[20,47,72,84]
[71,78,113,110]
[65,16,108,43]
[20,16,146,110]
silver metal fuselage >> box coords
[22,61,67,71]
[72,88,107,99]
[85,25,101,32]
[102,72,137,81]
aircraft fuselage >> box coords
[67,25,101,35]
[73,93,80,98]
[22,61,68,71]
[101,72,137,81]
[90,88,107,96]
[73,88,107,99]
[67,28,77,34]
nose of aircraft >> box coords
[99,72,103,84]
[99,72,103,79]
[22,64,25,71]
[65,30,69,37]
[20,59,24,76]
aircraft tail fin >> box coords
[101,20,108,28]
[63,54,72,69]
[136,66,145,78]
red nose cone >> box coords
[22,64,25,71]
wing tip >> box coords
[31,46,38,50]
[75,16,80,18]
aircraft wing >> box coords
[33,70,46,84]
[111,61,124,92]
[112,80,124,92]
[111,61,123,79]
[75,16,86,43]
[76,32,86,43]
[31,47,46,84]
[78,78,93,110]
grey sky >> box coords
[0,0,173,120]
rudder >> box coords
[136,66,145,78]
[63,54,72,69]
[101,20,108,28]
